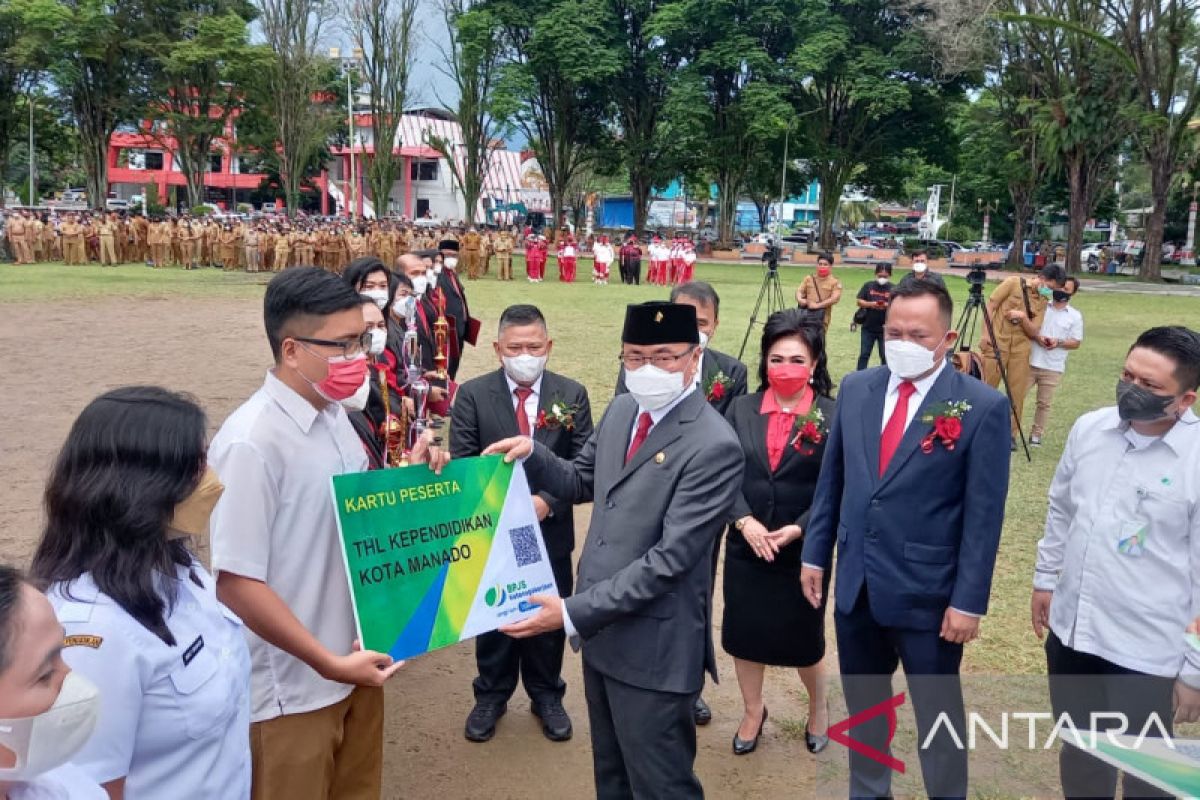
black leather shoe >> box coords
[531,700,573,741]
[804,718,830,754]
[693,695,712,726]
[732,706,767,755]
[464,701,507,742]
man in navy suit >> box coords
[801,280,1011,799]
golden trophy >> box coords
[433,290,450,380]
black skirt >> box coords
[720,541,830,668]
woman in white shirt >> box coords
[30,387,251,800]
[0,564,105,800]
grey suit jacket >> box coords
[524,389,744,694]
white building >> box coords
[327,108,548,222]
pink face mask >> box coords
[300,349,369,403]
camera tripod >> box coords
[739,262,788,362]
[955,282,1032,462]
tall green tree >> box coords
[605,0,683,234]
[11,0,156,208]
[1007,0,1137,273]
[250,0,339,216]
[787,0,965,251]
[488,0,620,238]
[653,0,796,245]
[143,0,265,208]
[1102,0,1200,278]
[0,0,38,207]
[348,0,419,216]
[429,0,504,225]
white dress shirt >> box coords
[563,384,698,640]
[209,371,369,722]
[1035,406,1200,685]
[882,359,948,432]
[49,565,251,797]
[505,373,543,433]
[9,764,106,800]
[1030,304,1084,373]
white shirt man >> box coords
[1031,325,1200,798]
[1029,279,1084,445]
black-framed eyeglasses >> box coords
[294,333,371,359]
[618,347,695,370]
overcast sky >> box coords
[323,0,460,112]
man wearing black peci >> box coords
[451,304,594,743]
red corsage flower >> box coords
[919,401,971,454]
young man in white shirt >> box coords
[1028,276,1084,446]
[210,267,446,799]
[1032,325,1200,799]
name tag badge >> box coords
[1116,518,1149,557]
[182,635,205,666]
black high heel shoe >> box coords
[732,706,768,755]
[804,704,830,754]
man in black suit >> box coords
[614,280,747,726]
[450,303,594,743]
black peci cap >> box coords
[438,239,460,252]
[622,302,700,346]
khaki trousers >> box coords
[250,685,383,800]
[981,345,1032,437]
[498,254,512,280]
[100,236,117,265]
[1030,365,1064,438]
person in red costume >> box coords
[557,232,578,283]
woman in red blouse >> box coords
[722,308,836,756]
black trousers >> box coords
[583,663,702,799]
[857,327,886,371]
[472,554,574,705]
[835,589,966,800]
[1045,632,1175,800]
[620,259,641,285]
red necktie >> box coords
[514,387,533,436]
[626,412,653,464]
[879,380,916,476]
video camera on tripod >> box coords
[761,242,781,272]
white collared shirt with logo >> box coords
[1035,406,1200,685]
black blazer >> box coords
[724,392,836,570]
[450,368,594,560]
[614,347,749,416]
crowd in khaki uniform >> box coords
[4,208,524,278]
[3,209,151,266]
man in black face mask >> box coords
[1032,325,1200,799]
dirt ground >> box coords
[0,296,822,799]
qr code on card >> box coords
[509,524,543,567]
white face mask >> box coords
[444,257,457,270]
[367,328,387,356]
[502,353,548,385]
[0,671,100,781]
[411,275,429,295]
[876,277,889,285]
[698,331,710,351]
[363,288,389,309]
[913,262,928,274]
[625,363,687,411]
[340,372,372,412]
[884,336,946,380]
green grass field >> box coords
[3,257,1197,679]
